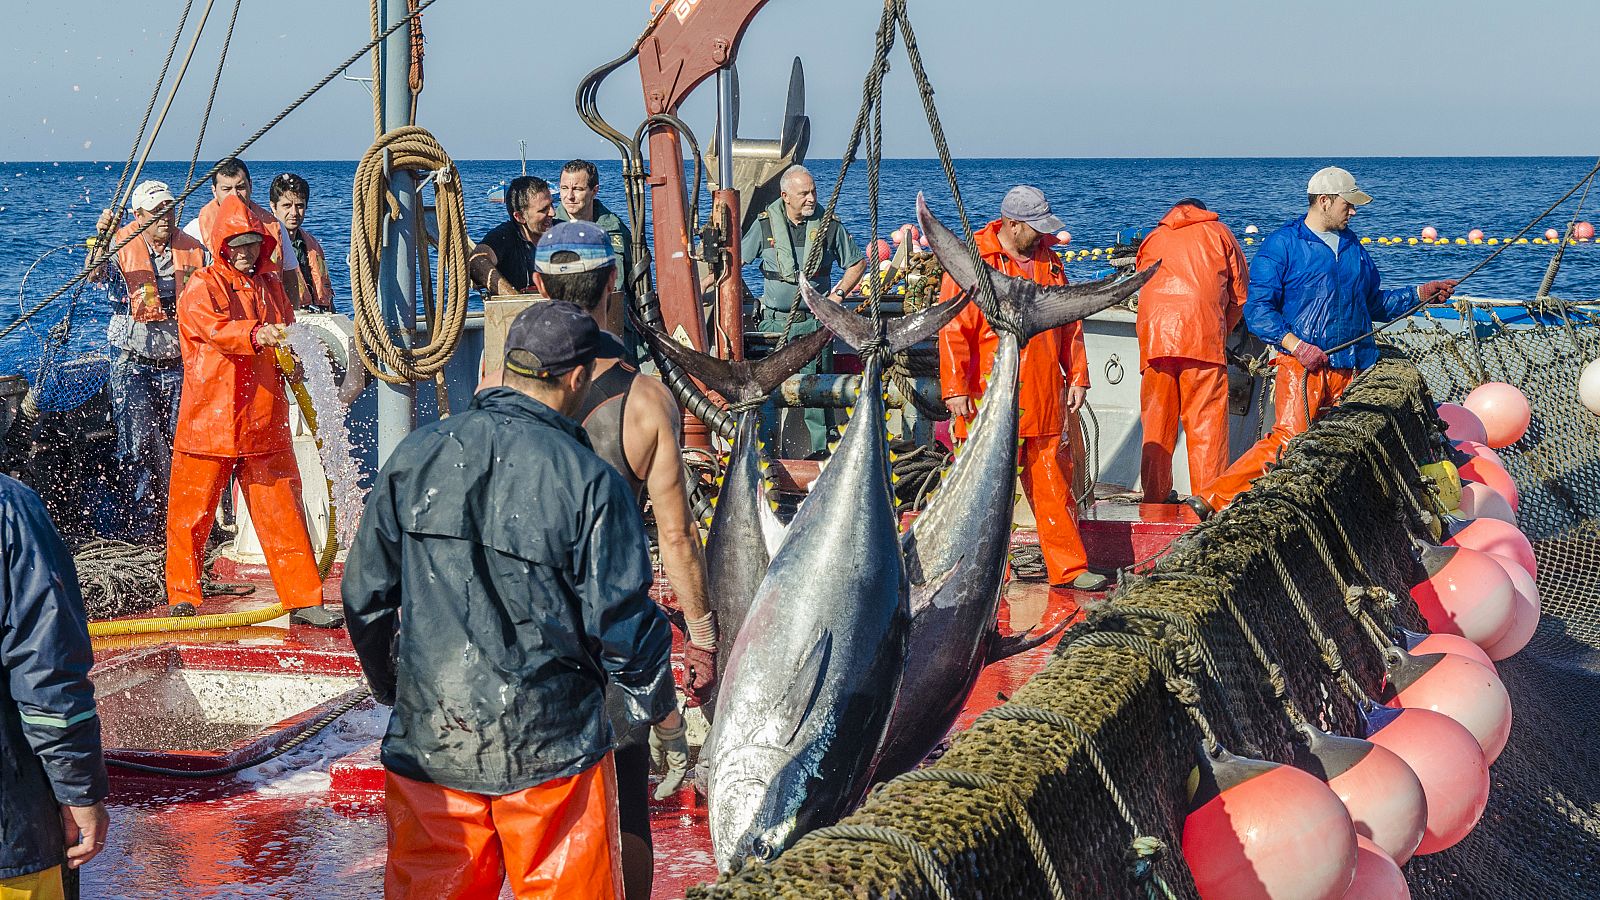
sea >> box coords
[3,156,1598,378]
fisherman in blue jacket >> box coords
[1,474,110,897]
[1190,167,1459,516]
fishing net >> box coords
[689,345,1600,898]
[16,245,116,414]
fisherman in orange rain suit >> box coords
[165,194,342,627]
[938,186,1103,591]
[1133,199,1248,503]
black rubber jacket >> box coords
[1,475,106,879]
[342,387,675,795]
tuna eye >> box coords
[753,837,776,861]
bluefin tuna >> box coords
[635,324,834,721]
[872,193,1159,780]
[706,282,969,871]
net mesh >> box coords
[689,324,1600,898]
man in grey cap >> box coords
[1189,165,1459,517]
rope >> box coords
[893,768,1067,900]
[803,823,957,900]
[0,0,445,348]
[181,0,243,218]
[349,126,471,385]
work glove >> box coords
[1289,339,1330,372]
[1419,279,1460,304]
[649,719,690,800]
[681,612,718,708]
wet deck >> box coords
[82,557,1092,899]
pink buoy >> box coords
[1579,221,1596,240]
[1444,515,1535,579]
[1421,225,1438,240]
[1410,543,1516,648]
[1462,382,1531,448]
[1183,748,1357,900]
[1458,480,1516,524]
[1384,649,1513,763]
[1364,706,1489,855]
[1403,628,1497,674]
[1292,725,1427,865]
[1483,553,1541,661]
[1436,403,1488,445]
[1350,836,1412,899]
[1056,229,1071,245]
[1456,456,1519,512]
[1453,439,1505,469]
[1468,228,1484,242]
[1546,228,1561,241]
[891,229,905,245]
[871,238,893,263]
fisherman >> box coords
[1188,167,1460,518]
[342,300,676,900]
[90,179,207,538]
[1133,198,1249,503]
[268,172,335,312]
[166,194,342,627]
[180,158,305,307]
[470,175,556,296]
[554,159,643,361]
[938,186,1106,592]
[532,221,717,899]
[741,164,866,453]
[0,474,110,898]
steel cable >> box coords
[181,0,244,216]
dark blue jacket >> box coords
[1243,218,1419,370]
[1,475,106,879]
[341,387,675,795]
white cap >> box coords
[1306,166,1372,206]
[130,180,176,212]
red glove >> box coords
[681,643,717,708]
[1419,279,1460,304]
[1290,339,1330,372]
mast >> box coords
[375,0,419,464]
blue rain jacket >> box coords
[1243,218,1419,370]
[1,475,107,879]
[342,387,675,796]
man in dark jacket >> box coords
[1,475,109,897]
[343,300,674,899]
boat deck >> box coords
[79,548,1094,899]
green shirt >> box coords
[554,199,634,298]
[741,207,863,314]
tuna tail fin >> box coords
[915,192,1159,341]
[636,321,834,406]
[799,279,970,356]
[984,615,1072,665]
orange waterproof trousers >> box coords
[1021,433,1089,586]
[384,756,624,900]
[166,449,324,609]
[1194,357,1355,512]
[1139,358,1231,503]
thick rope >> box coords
[349,126,471,385]
[802,823,957,900]
[893,767,1067,900]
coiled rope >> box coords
[349,126,471,385]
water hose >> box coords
[277,346,340,579]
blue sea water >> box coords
[3,156,1598,376]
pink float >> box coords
[1183,749,1357,900]
[1436,403,1488,445]
[1293,725,1427,865]
[1457,456,1519,512]
[1055,229,1071,245]
[1483,553,1541,660]
[1410,543,1516,648]
[1579,221,1596,240]
[1421,226,1438,240]
[1459,480,1516,524]
[1402,627,1497,673]
[1444,515,1536,579]
[1453,438,1505,469]
[1350,836,1412,899]
[1364,706,1489,855]
[1384,650,1513,763]
[1463,382,1531,448]
[1468,228,1484,242]
[1546,228,1561,241]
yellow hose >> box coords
[88,603,286,637]
[277,346,341,579]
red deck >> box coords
[79,520,1191,898]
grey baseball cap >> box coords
[1000,185,1065,234]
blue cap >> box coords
[535,221,616,274]
[504,300,624,377]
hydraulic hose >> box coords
[87,602,287,638]
[277,346,340,579]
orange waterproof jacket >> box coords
[196,196,287,275]
[173,195,296,458]
[938,219,1088,440]
[112,223,207,322]
[1133,204,1248,365]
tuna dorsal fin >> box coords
[984,616,1071,665]
[916,192,1158,341]
[782,630,833,746]
[636,321,833,405]
[799,279,969,355]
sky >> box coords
[2,0,1598,163]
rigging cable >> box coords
[181,0,245,215]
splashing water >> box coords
[285,324,366,548]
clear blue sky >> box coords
[3,0,1598,162]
